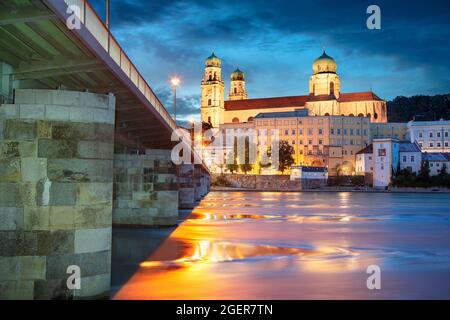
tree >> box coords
[439,163,448,177]
[237,136,254,174]
[226,151,238,173]
[419,159,430,181]
[278,140,295,173]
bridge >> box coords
[0,0,210,299]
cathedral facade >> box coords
[200,51,388,127]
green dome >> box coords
[312,50,337,74]
[205,52,221,67]
[231,68,245,81]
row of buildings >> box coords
[198,52,450,185]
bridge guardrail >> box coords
[63,0,176,131]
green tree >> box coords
[226,151,238,173]
[278,140,295,173]
[439,163,448,177]
[419,159,430,182]
[237,136,255,174]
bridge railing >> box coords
[63,0,176,131]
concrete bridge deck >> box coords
[0,0,210,299]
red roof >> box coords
[224,92,383,111]
[338,92,383,102]
[224,95,309,111]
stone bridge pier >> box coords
[0,88,211,299]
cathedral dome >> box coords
[312,51,337,74]
[205,52,221,67]
[231,68,245,81]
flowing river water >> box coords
[112,191,450,299]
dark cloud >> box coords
[91,0,450,101]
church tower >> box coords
[201,53,225,127]
[309,51,340,98]
[228,68,248,100]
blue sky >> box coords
[90,0,450,122]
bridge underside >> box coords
[0,0,174,149]
[0,0,210,300]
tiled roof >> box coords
[224,95,309,111]
[423,153,449,162]
[356,144,373,155]
[293,166,327,172]
[254,108,309,119]
[399,142,421,152]
[338,92,383,102]
[224,91,383,111]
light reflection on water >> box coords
[114,192,450,300]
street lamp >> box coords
[170,77,180,122]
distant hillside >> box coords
[387,94,450,122]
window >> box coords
[430,132,433,138]
[330,81,334,95]
[437,132,441,138]
[437,163,440,167]
[403,156,407,162]
[363,129,367,136]
[308,129,312,135]
[292,130,296,135]
[337,129,341,135]
[418,132,423,138]
[344,129,348,135]
[318,128,323,135]
[284,130,288,135]
[234,87,237,94]
[356,129,360,135]
[308,140,312,145]
[299,129,303,135]
[445,132,449,138]
[292,140,295,145]
[232,117,239,123]
[437,142,441,147]
[369,156,372,160]
[350,129,354,135]
[430,163,434,167]
[208,99,212,106]
[430,142,434,147]
[299,140,303,145]
[411,156,415,162]
[445,142,449,147]
[319,139,323,145]
[331,129,334,135]
[208,116,211,123]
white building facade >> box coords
[373,138,400,187]
[399,142,422,173]
[406,120,450,153]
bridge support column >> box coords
[113,149,178,226]
[194,165,203,202]
[178,164,195,209]
[0,89,115,299]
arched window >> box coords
[232,117,239,123]
[234,87,237,94]
[330,82,334,95]
[312,84,315,95]
[367,113,371,118]
[374,113,378,119]
[247,117,254,122]
[208,99,212,106]
[208,116,211,124]
[213,72,217,80]
[324,113,330,116]
[349,113,355,117]
[358,113,364,117]
[208,75,212,81]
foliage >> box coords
[212,174,232,187]
[387,94,450,122]
[391,164,450,188]
[278,140,295,173]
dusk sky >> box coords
[90,0,450,122]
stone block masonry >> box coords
[113,149,179,227]
[0,89,115,299]
[178,164,195,209]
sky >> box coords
[90,0,450,123]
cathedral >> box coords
[200,51,388,127]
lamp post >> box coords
[170,77,180,123]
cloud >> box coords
[91,0,450,101]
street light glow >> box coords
[170,77,180,87]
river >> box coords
[112,191,450,299]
